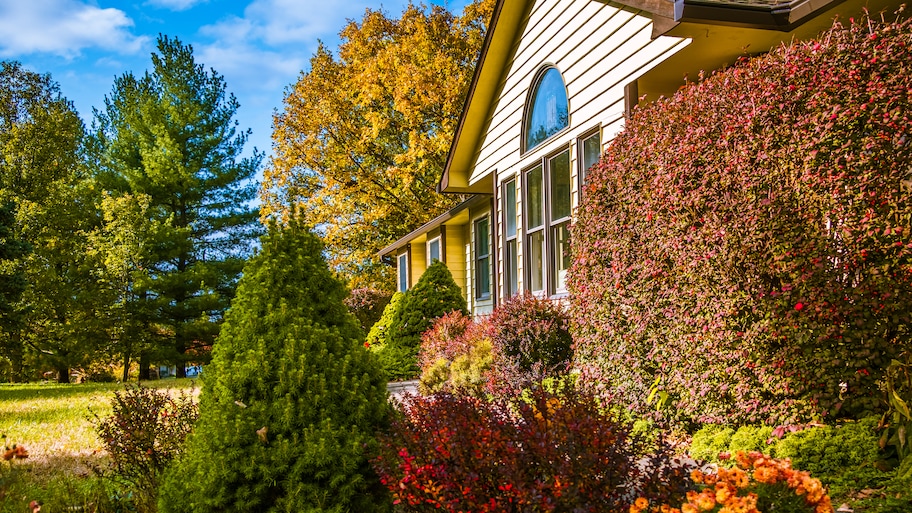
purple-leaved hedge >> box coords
[570,12,912,426]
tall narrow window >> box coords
[524,67,569,152]
[503,179,519,296]
[474,216,491,299]
[397,253,408,292]
[549,150,571,292]
[525,165,545,293]
[579,129,601,187]
[427,237,441,263]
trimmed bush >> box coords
[571,13,912,425]
[384,261,467,379]
[366,291,405,348]
[486,293,573,394]
[157,219,391,513]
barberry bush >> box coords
[571,12,912,426]
[346,287,393,333]
[93,384,198,510]
[373,385,693,512]
[158,218,391,513]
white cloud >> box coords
[0,0,148,58]
[143,0,207,11]
[201,0,376,48]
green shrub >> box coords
[689,425,735,462]
[728,425,774,457]
[366,291,404,348]
[571,13,912,425]
[689,418,910,511]
[385,261,467,379]
[157,219,391,513]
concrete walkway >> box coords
[386,380,419,403]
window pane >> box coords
[525,68,569,151]
[525,165,543,229]
[397,253,408,292]
[528,230,544,293]
[581,132,601,185]
[551,222,571,291]
[504,179,517,238]
[550,150,571,220]
[505,239,518,296]
[428,239,440,263]
[475,217,490,298]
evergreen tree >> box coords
[385,260,467,378]
[88,36,262,377]
[158,218,391,513]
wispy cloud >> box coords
[0,0,149,58]
[143,0,208,12]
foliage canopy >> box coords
[264,1,494,288]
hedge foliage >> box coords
[571,13,912,425]
[158,219,390,513]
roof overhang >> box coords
[439,0,531,194]
[603,0,846,35]
[377,194,492,258]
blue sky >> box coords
[0,0,471,164]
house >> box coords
[379,0,900,316]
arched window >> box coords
[524,67,569,152]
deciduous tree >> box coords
[0,61,100,383]
[265,0,493,289]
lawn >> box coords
[0,379,197,512]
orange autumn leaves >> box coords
[265,0,495,289]
[630,451,833,513]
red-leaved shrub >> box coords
[571,13,912,425]
[373,385,693,512]
[417,294,574,396]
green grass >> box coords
[0,379,197,512]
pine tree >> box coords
[384,260,467,378]
[158,218,391,513]
[89,36,261,377]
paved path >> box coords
[386,380,419,403]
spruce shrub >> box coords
[384,261,467,379]
[157,219,391,513]
[571,13,912,425]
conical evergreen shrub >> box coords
[384,260,467,379]
[158,219,391,513]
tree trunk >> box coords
[56,364,70,384]
[9,332,24,382]
[121,351,131,382]
[138,352,151,381]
